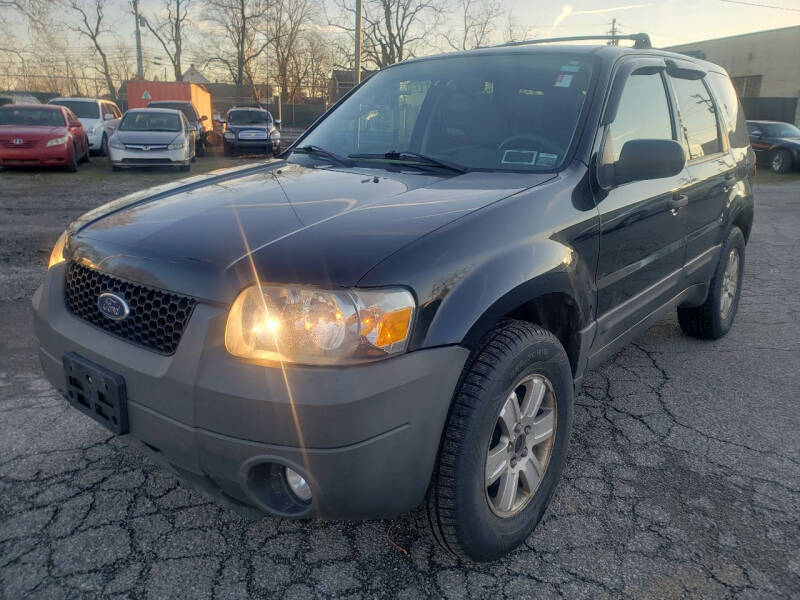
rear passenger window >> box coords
[707,72,749,148]
[608,71,673,162]
[670,76,722,159]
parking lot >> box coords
[1,159,799,599]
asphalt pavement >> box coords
[1,161,798,599]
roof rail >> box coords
[493,33,652,50]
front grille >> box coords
[64,262,197,355]
[1,140,38,149]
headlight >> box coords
[224,131,235,140]
[269,129,280,140]
[168,138,186,150]
[48,230,67,269]
[46,136,69,147]
[225,285,415,365]
[109,137,124,149]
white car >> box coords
[108,108,196,172]
[48,98,121,156]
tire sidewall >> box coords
[455,334,573,561]
[709,227,746,336]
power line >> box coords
[716,0,800,11]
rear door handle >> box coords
[669,193,688,214]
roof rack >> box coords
[494,33,652,50]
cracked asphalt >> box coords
[1,160,799,599]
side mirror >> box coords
[613,139,685,185]
[103,113,114,121]
[199,115,208,122]
[274,118,281,126]
[68,120,82,128]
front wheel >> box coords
[414,320,573,562]
[678,226,745,339]
[771,149,792,174]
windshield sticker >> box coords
[501,149,537,165]
[554,73,573,88]
[537,153,558,167]
[559,64,580,73]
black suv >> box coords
[223,106,281,156]
[33,35,754,562]
[147,100,208,156]
[747,119,800,174]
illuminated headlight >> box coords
[109,136,124,149]
[225,285,415,365]
[269,129,280,140]
[224,131,235,140]
[168,137,186,150]
[48,230,67,269]
[46,136,69,147]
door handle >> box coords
[669,193,688,214]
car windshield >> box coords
[0,107,66,126]
[149,102,197,121]
[297,53,594,172]
[50,100,99,119]
[228,110,271,125]
[119,111,181,132]
[761,123,800,137]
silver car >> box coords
[48,98,121,156]
[108,108,195,172]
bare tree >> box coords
[69,0,116,100]
[142,0,193,81]
[330,0,443,69]
[269,0,311,101]
[204,0,272,92]
[444,0,503,51]
[502,10,534,44]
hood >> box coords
[68,161,553,303]
[0,125,66,140]
[115,130,181,145]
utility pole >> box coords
[608,18,619,46]
[132,0,144,78]
[354,0,362,84]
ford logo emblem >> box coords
[97,292,130,321]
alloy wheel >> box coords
[771,152,784,173]
[720,247,740,319]
[485,374,557,518]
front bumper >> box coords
[108,146,188,167]
[0,144,71,166]
[32,263,468,519]
[225,137,280,153]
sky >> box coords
[504,0,800,47]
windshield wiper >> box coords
[292,144,354,167]
[348,151,467,174]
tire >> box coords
[179,163,191,172]
[770,149,792,174]
[79,143,90,164]
[223,142,234,157]
[414,320,573,562]
[99,134,108,157]
[196,138,206,157]
[678,226,745,340]
[109,162,121,172]
[65,146,78,172]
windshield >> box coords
[49,100,99,119]
[0,107,66,127]
[762,123,800,138]
[228,110,271,125]
[119,111,181,132]
[149,102,197,121]
[297,53,594,171]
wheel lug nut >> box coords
[521,449,528,457]
[524,425,531,434]
[510,457,517,467]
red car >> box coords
[0,104,90,171]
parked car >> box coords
[33,36,754,562]
[0,103,90,171]
[747,119,800,174]
[222,107,281,156]
[147,100,208,156]
[107,108,195,171]
[48,98,122,156]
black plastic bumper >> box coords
[32,264,469,519]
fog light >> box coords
[285,467,312,502]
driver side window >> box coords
[608,71,674,162]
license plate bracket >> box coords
[62,353,129,434]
